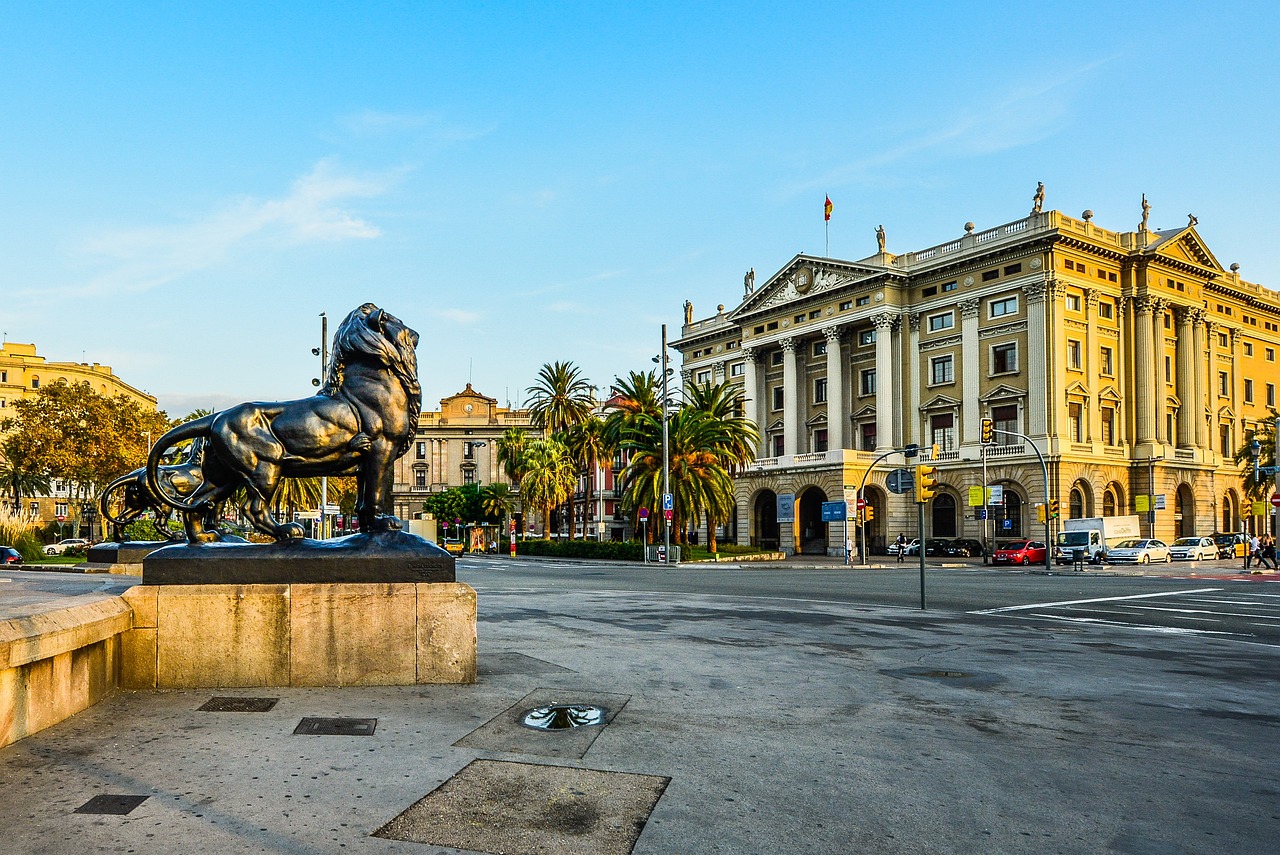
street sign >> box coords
[968,486,984,507]
[323,503,340,514]
[1135,495,1149,512]
[856,497,867,511]
[988,485,1003,505]
[1154,494,1166,511]
[1002,519,1012,530]
[56,514,65,522]
[1258,465,1278,476]
[821,501,846,522]
[975,509,988,520]
[886,468,913,494]
[663,509,673,521]
[902,444,920,458]
[638,507,649,519]
[662,493,673,511]
[1271,493,1280,508]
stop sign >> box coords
[1272,493,1280,508]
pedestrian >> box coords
[844,535,853,565]
[1263,535,1278,571]
[895,532,907,563]
[1246,534,1261,571]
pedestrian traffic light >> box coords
[915,464,939,502]
[981,417,994,444]
[1036,503,1047,524]
[1048,499,1060,519]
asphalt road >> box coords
[458,555,1280,647]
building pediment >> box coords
[1146,226,1223,273]
[730,254,884,319]
[1064,381,1091,401]
[805,412,828,428]
[1097,384,1122,403]
[1217,405,1236,420]
[979,384,1026,403]
[921,393,961,411]
[1165,393,1182,408]
[766,418,784,432]
[852,404,877,419]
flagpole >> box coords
[825,219,829,257]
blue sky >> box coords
[2,2,1276,417]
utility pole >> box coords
[661,324,671,565]
[314,312,329,539]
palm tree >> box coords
[0,439,51,513]
[271,477,324,528]
[1234,410,1280,502]
[495,427,530,484]
[526,361,595,435]
[480,483,517,547]
[602,370,661,449]
[563,416,614,540]
[685,380,759,474]
[518,438,576,538]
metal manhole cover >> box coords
[293,717,377,736]
[74,795,149,815]
[199,696,279,712]
[521,704,606,730]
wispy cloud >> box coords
[797,57,1114,193]
[56,159,395,297]
[426,307,481,325]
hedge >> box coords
[513,539,645,561]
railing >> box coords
[984,443,1025,458]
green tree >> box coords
[480,482,518,544]
[518,438,575,538]
[684,380,759,475]
[602,370,661,450]
[562,416,614,540]
[495,427,530,484]
[526,361,594,435]
[0,437,51,512]
[1234,410,1280,503]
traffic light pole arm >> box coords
[988,427,1052,575]
[857,447,910,568]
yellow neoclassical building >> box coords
[675,197,1280,555]
[0,342,157,413]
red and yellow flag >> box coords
[824,195,833,221]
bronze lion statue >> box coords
[146,303,421,542]
[98,438,213,542]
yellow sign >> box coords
[968,486,985,507]
[1135,495,1149,512]
[1253,501,1268,516]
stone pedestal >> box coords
[121,582,476,689]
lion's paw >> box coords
[368,515,402,532]
[276,523,307,540]
[348,433,373,453]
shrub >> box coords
[514,539,645,561]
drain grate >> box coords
[74,795,149,815]
[293,717,377,736]
[522,704,606,730]
[199,696,279,712]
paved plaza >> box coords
[1,563,1278,854]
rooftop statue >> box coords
[145,303,421,543]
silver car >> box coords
[1106,539,1171,564]
[1169,536,1217,561]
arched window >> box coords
[1102,489,1116,517]
[932,493,957,538]
[1005,492,1024,537]
[1069,488,1085,520]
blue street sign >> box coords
[886,468,913,494]
[1002,519,1013,530]
[821,501,847,522]
[662,493,673,511]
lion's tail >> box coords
[97,469,141,526]
[146,415,215,512]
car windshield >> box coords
[998,542,1029,550]
[1114,540,1141,549]
[1171,538,1200,546]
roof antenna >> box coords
[469,358,473,386]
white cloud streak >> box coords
[58,159,395,298]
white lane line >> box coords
[1025,613,1241,636]
[971,587,1222,615]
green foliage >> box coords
[1232,410,1279,502]
[515,538,644,561]
[525,360,594,434]
[518,438,576,536]
[422,483,498,525]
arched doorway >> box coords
[1069,480,1091,519]
[1222,491,1237,532]
[753,490,779,550]
[1004,492,1024,538]
[1102,487,1116,517]
[797,487,829,555]
[864,486,887,553]
[932,493,957,538]
[1176,484,1196,537]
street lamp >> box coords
[312,312,329,538]
[1250,437,1262,535]
[653,327,673,564]
[471,441,487,551]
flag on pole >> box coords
[824,195,833,221]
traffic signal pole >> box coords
[918,499,926,609]
[987,426,1051,575]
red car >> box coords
[991,540,1047,566]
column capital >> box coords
[742,345,758,363]
[1135,295,1159,315]
[1025,280,1047,305]
[822,325,846,343]
[1083,287,1100,310]
[1228,326,1243,345]
[907,312,921,332]
[779,337,797,353]
[871,312,899,332]
[959,298,981,320]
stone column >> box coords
[1150,298,1168,445]
[1133,295,1157,446]
[1085,289,1101,442]
[1229,327,1243,416]
[873,314,897,451]
[1026,281,1050,436]
[741,347,760,456]
[823,327,846,450]
[1175,306,1197,448]
[1116,297,1129,446]
[781,337,799,455]
[959,298,982,446]
[907,313,921,446]
[1191,309,1208,450]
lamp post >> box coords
[654,326,672,564]
[1250,437,1262,536]
[312,312,329,539]
[471,441,487,551]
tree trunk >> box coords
[582,454,595,541]
[706,511,718,553]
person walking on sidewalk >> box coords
[1246,534,1260,571]
[1261,535,1278,571]
[895,532,907,563]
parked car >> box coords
[945,538,986,558]
[991,540,1048,565]
[924,539,953,556]
[886,538,919,556]
[1,547,22,566]
[1211,532,1248,560]
[440,538,464,555]
[1105,539,1171,564]
[1168,536,1217,561]
[43,538,90,556]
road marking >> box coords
[1025,613,1240,636]
[971,587,1222,615]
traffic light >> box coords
[863,504,875,523]
[1036,503,1047,524]
[981,417,994,444]
[915,464,939,502]
[1048,499,1060,519]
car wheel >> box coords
[44,547,56,555]
[1140,554,1149,564]
[1021,556,1030,565]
